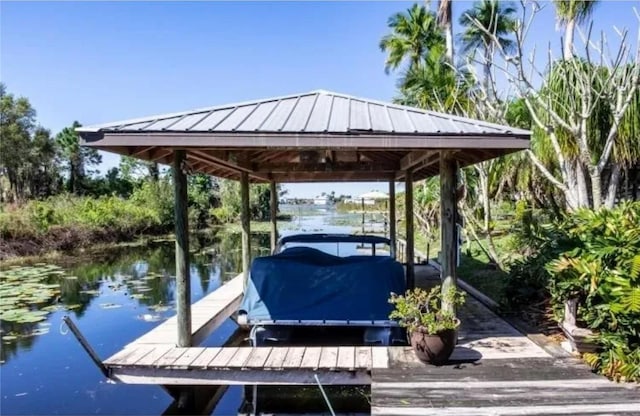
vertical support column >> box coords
[389,178,396,259]
[269,180,278,253]
[240,172,251,289]
[361,198,365,234]
[405,169,415,289]
[440,151,458,315]
[173,150,191,347]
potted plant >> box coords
[389,285,465,364]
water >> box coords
[0,206,376,415]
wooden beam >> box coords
[270,181,278,253]
[110,367,371,386]
[396,153,440,180]
[389,179,396,259]
[440,151,458,315]
[131,146,156,157]
[399,151,435,171]
[254,161,398,173]
[269,171,398,182]
[189,149,269,182]
[240,172,251,289]
[173,150,192,347]
[405,169,415,289]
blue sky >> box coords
[2,1,637,198]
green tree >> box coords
[396,44,472,114]
[459,0,517,97]
[380,3,443,73]
[554,0,598,60]
[56,121,102,195]
[0,84,61,201]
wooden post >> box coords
[389,179,396,259]
[440,151,458,315]
[361,198,365,234]
[241,172,251,289]
[173,150,192,347]
[405,169,415,289]
[269,181,278,253]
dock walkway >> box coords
[102,266,640,414]
[371,266,640,415]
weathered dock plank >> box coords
[337,346,355,371]
[106,346,375,386]
[264,346,289,369]
[282,347,306,369]
[125,273,243,348]
[371,355,640,415]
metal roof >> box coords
[78,90,530,136]
[78,90,530,183]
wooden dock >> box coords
[370,265,640,416]
[100,265,640,415]
[125,273,243,348]
[371,352,640,415]
[105,345,388,385]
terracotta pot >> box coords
[410,326,458,365]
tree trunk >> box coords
[591,170,602,210]
[69,161,76,194]
[604,164,622,208]
[563,18,576,60]
[445,21,454,64]
[576,161,590,208]
[484,49,492,101]
[149,163,159,182]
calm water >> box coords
[0,206,377,415]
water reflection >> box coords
[1,208,376,415]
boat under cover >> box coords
[239,246,405,324]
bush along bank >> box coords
[0,184,175,260]
[502,201,640,382]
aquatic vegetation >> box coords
[0,265,66,324]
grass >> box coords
[457,231,513,304]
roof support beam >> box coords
[405,169,415,289]
[254,161,398,173]
[400,151,436,171]
[188,150,269,182]
[440,151,458,315]
[269,171,394,182]
[240,172,251,290]
[173,150,192,347]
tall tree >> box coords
[459,0,516,98]
[396,44,472,115]
[56,121,101,194]
[380,3,443,73]
[0,84,61,201]
[436,0,454,63]
[554,0,598,60]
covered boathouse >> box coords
[74,90,639,414]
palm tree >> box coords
[459,0,517,97]
[396,44,472,115]
[554,0,598,60]
[380,3,443,74]
[436,0,454,64]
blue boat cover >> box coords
[240,247,406,322]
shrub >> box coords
[504,202,640,381]
[547,203,640,381]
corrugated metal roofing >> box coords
[78,90,530,136]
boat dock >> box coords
[97,265,640,415]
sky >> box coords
[2,1,638,198]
